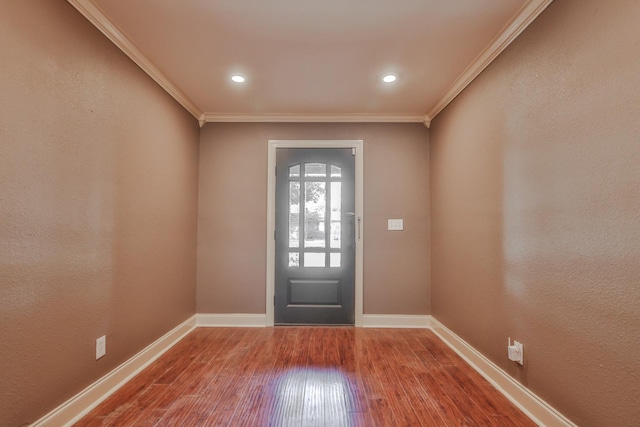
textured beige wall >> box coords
[0,1,199,425]
[429,0,640,425]
[198,123,430,315]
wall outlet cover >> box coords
[508,339,524,365]
[96,335,106,360]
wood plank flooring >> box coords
[74,327,535,426]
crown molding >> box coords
[202,113,430,126]
[427,0,554,121]
[67,0,203,119]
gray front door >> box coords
[275,148,356,325]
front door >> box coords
[275,148,356,325]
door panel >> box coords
[289,279,340,304]
[275,148,355,325]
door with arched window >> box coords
[275,148,355,324]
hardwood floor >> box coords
[74,327,535,426]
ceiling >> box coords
[68,0,553,127]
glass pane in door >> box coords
[289,164,301,177]
[305,163,326,177]
[330,253,341,268]
[330,182,341,249]
[289,182,300,248]
[304,182,326,248]
[304,252,326,267]
[289,252,300,267]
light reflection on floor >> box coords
[270,368,356,427]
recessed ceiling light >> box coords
[382,74,397,83]
[231,75,245,83]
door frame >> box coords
[266,140,364,327]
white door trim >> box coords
[266,140,364,327]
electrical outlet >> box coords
[96,335,106,360]
[508,337,524,365]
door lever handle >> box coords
[346,212,360,240]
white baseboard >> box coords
[196,313,267,327]
[429,316,576,427]
[361,314,431,328]
[32,315,196,427]
[197,313,431,328]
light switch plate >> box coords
[388,219,403,231]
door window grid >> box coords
[288,162,342,268]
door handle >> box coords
[345,212,360,241]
